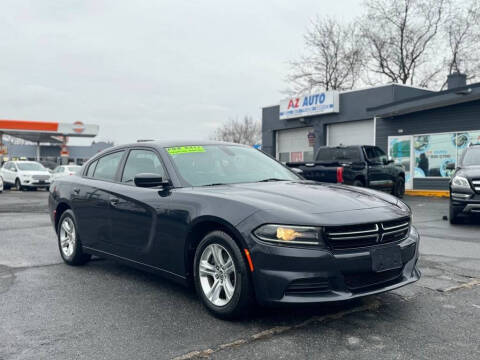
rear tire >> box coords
[352,179,364,187]
[194,231,254,319]
[57,209,91,265]
[392,177,405,198]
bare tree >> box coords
[211,116,261,146]
[286,17,364,94]
[361,0,447,87]
[442,0,480,85]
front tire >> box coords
[449,203,463,224]
[57,209,91,265]
[194,231,253,319]
[392,177,405,198]
[15,178,23,191]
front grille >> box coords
[285,278,330,296]
[325,217,410,250]
[32,175,49,181]
[472,179,480,193]
[343,268,403,292]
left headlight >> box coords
[253,224,324,246]
[451,175,471,190]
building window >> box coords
[303,151,314,162]
[413,131,480,178]
[278,152,290,163]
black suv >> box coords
[449,144,480,224]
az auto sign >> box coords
[279,91,339,120]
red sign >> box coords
[290,152,303,162]
[73,121,85,134]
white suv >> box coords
[0,161,52,191]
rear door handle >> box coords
[110,198,119,206]
[73,188,80,194]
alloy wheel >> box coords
[60,217,76,257]
[198,243,236,307]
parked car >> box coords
[0,175,3,193]
[49,141,420,318]
[448,143,480,224]
[52,165,81,180]
[287,145,406,198]
[0,161,52,191]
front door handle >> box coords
[73,188,80,194]
[110,198,119,206]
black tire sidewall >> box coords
[395,177,405,198]
[57,209,90,265]
[15,179,22,191]
[353,179,364,187]
[193,231,252,318]
[449,203,462,224]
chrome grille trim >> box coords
[32,175,49,180]
[324,218,411,250]
[328,224,379,236]
[473,180,480,193]
[381,222,410,231]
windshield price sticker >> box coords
[166,146,205,155]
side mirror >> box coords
[134,173,170,188]
[446,163,455,170]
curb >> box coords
[405,190,449,198]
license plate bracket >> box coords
[371,246,402,272]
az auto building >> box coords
[262,73,480,191]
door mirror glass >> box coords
[134,173,169,188]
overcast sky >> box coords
[0,0,361,145]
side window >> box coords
[86,160,98,177]
[92,151,124,181]
[374,147,388,164]
[121,149,165,183]
[364,147,378,162]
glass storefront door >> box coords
[388,135,413,189]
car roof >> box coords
[104,140,249,153]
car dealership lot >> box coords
[0,191,479,360]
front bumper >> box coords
[21,180,51,188]
[450,191,480,214]
[248,226,420,305]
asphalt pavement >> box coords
[0,190,479,360]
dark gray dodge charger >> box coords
[49,141,420,318]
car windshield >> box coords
[67,166,81,173]
[166,145,299,186]
[316,147,360,162]
[462,148,480,166]
[16,162,46,171]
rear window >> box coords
[93,151,124,181]
[315,147,361,162]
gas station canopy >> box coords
[0,119,99,143]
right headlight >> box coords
[451,176,471,190]
[253,224,324,247]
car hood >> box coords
[186,181,403,215]
[20,171,51,176]
[456,166,480,179]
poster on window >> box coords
[388,136,411,184]
[414,133,456,177]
